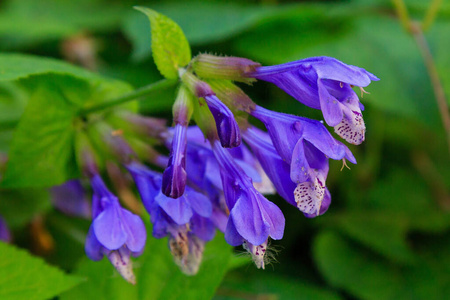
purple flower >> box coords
[50,180,90,218]
[184,126,272,196]
[85,174,146,283]
[0,215,11,243]
[249,106,355,216]
[126,162,216,275]
[125,161,161,213]
[184,72,241,148]
[162,123,188,198]
[246,56,379,144]
[162,85,194,198]
[243,127,297,206]
[212,140,285,247]
[202,94,241,148]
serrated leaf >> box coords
[134,6,191,79]
[0,242,82,300]
[1,73,133,188]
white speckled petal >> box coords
[294,173,326,215]
[243,240,268,269]
[334,109,365,145]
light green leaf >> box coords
[134,6,191,79]
[0,242,82,300]
[61,232,234,300]
[1,74,132,188]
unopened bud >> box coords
[75,131,99,177]
[192,54,261,84]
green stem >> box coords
[79,78,177,116]
[391,0,412,32]
[422,0,443,31]
[410,22,450,154]
[392,0,450,154]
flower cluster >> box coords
[45,55,377,282]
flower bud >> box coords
[181,72,241,148]
[192,54,260,84]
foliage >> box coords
[0,0,449,299]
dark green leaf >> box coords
[314,231,405,300]
[314,231,450,300]
[219,271,343,300]
[332,211,416,264]
[0,188,50,228]
[0,0,126,49]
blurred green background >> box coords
[0,0,449,299]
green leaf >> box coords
[0,81,28,151]
[1,74,132,188]
[123,2,278,61]
[0,53,101,82]
[219,273,343,300]
[0,242,82,300]
[314,231,450,300]
[61,232,234,300]
[314,231,405,300]
[332,211,416,264]
[0,0,126,49]
[134,6,191,79]
[0,188,50,228]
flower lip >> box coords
[246,56,379,86]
